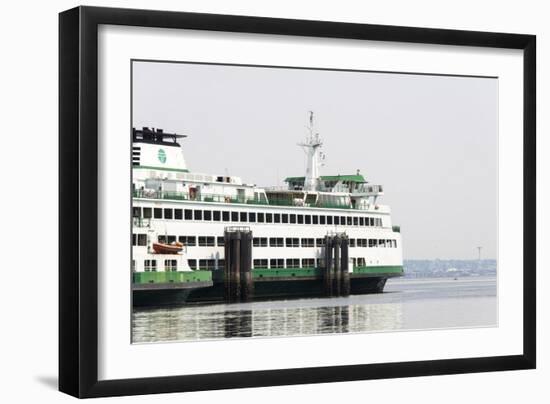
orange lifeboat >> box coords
[152,241,184,254]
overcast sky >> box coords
[132,61,498,260]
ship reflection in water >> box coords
[133,302,402,342]
[132,277,496,343]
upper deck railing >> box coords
[132,189,379,211]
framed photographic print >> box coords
[59,6,536,398]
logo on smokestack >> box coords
[158,149,167,164]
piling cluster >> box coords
[323,234,351,297]
[224,228,254,302]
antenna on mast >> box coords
[298,111,323,191]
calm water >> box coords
[132,276,497,343]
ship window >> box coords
[137,234,147,246]
[143,207,152,219]
[222,211,230,221]
[334,216,340,225]
[297,214,304,224]
[353,217,359,226]
[346,216,352,225]
[270,237,284,247]
[301,238,314,248]
[164,208,173,219]
[320,216,326,225]
[361,239,368,247]
[387,239,393,248]
[187,236,196,246]
[164,259,177,271]
[194,210,202,220]
[316,238,326,247]
[282,214,289,224]
[158,235,166,243]
[218,260,225,269]
[240,212,248,222]
[286,259,300,268]
[369,217,375,226]
[359,217,364,226]
[213,211,221,221]
[199,260,208,270]
[286,238,299,247]
[258,212,264,223]
[369,239,377,248]
[144,259,157,272]
[184,209,193,220]
[132,207,141,218]
[188,259,197,270]
[289,214,296,224]
[132,234,136,246]
[174,209,183,220]
[266,213,273,223]
[217,236,224,247]
[302,258,315,268]
[376,218,382,227]
[249,212,256,222]
[203,210,212,221]
[394,240,398,248]
[379,239,386,247]
[304,215,311,224]
[274,213,281,223]
[350,239,356,247]
[154,208,162,219]
[312,215,319,225]
[327,216,333,225]
[198,236,215,247]
[253,259,268,268]
[357,258,366,267]
[317,258,325,267]
[231,211,239,222]
[270,258,284,268]
[352,258,357,268]
[167,235,176,243]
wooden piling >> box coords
[333,235,341,297]
[224,228,253,303]
[224,232,232,302]
[240,231,253,301]
[340,235,350,296]
[231,232,241,302]
[324,235,333,297]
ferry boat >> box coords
[132,113,403,305]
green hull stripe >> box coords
[253,267,320,278]
[133,270,211,284]
[132,266,403,284]
[353,265,403,274]
[253,266,403,279]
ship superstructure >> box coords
[131,115,403,304]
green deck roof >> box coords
[285,174,366,183]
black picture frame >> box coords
[59,5,536,398]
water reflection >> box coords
[132,301,403,343]
[132,277,497,343]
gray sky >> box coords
[132,61,498,260]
